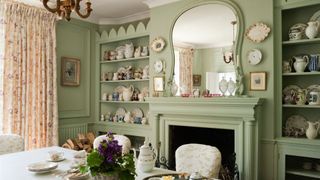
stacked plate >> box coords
[27,162,58,173]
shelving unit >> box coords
[276,2,320,179]
[95,22,152,142]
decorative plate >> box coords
[150,37,166,53]
[247,49,262,65]
[282,85,302,104]
[284,115,308,136]
[131,108,143,119]
[310,10,320,23]
[115,107,126,117]
[27,162,58,173]
[154,60,164,73]
[288,23,307,40]
[245,22,271,43]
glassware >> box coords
[219,77,228,96]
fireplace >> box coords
[168,125,234,170]
[147,97,262,180]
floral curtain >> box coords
[0,0,58,150]
[179,48,194,94]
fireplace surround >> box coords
[146,97,262,180]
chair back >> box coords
[0,134,24,155]
[175,143,221,178]
[93,134,131,154]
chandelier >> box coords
[42,0,92,21]
[223,21,237,64]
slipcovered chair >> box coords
[175,143,221,178]
[0,134,24,155]
[93,134,131,154]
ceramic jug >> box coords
[116,49,124,60]
[141,46,149,57]
[134,46,141,58]
[306,121,319,139]
[305,21,319,39]
[124,43,134,59]
[193,89,200,97]
[308,54,319,72]
[123,85,134,101]
[293,55,309,73]
[112,72,118,81]
[295,89,307,105]
[142,65,149,79]
[282,60,292,73]
[308,91,320,105]
[137,138,156,172]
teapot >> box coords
[295,89,307,105]
[123,85,134,101]
[305,21,319,39]
[293,55,309,73]
[137,139,157,172]
[306,121,319,139]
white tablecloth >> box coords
[0,146,175,180]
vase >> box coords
[94,173,119,180]
[227,78,236,96]
[305,21,319,39]
[219,77,228,96]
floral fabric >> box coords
[175,143,222,178]
[0,0,58,150]
[0,134,24,155]
[179,48,194,94]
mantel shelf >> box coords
[276,137,320,146]
[282,38,320,45]
[286,168,320,179]
[94,121,150,130]
[100,79,149,83]
[283,104,320,108]
[283,72,320,76]
[100,56,149,63]
[100,100,148,104]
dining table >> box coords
[0,146,176,180]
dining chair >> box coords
[0,134,24,155]
[175,143,222,178]
[93,134,131,154]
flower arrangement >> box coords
[80,132,136,180]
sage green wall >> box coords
[56,19,98,130]
[149,0,274,179]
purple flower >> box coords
[97,134,122,164]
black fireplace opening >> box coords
[168,125,235,170]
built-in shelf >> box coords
[282,38,320,45]
[283,104,320,108]
[286,168,320,179]
[100,79,149,83]
[100,56,149,63]
[277,137,320,146]
[100,100,148,104]
[283,72,320,76]
[95,121,150,130]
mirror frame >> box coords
[168,0,245,96]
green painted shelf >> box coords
[282,104,320,108]
[283,72,320,76]
[95,121,150,130]
[277,137,320,146]
[282,38,320,45]
[100,100,148,104]
[100,79,149,83]
[100,56,149,63]
[286,169,320,179]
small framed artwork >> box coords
[61,57,80,86]
[250,72,267,91]
[154,76,164,92]
[193,74,201,86]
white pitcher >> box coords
[122,85,134,101]
[137,138,157,172]
[306,121,319,139]
[293,55,309,73]
[305,21,319,39]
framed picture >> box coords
[250,72,267,90]
[61,57,80,86]
[154,76,164,92]
[193,74,201,86]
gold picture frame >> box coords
[250,72,267,91]
[153,76,164,92]
[193,74,201,86]
[61,57,80,86]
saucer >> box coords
[47,157,65,162]
[27,162,58,173]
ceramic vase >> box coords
[171,79,178,96]
[308,54,319,72]
[293,55,309,73]
[227,78,236,96]
[306,121,319,139]
[219,77,228,96]
[305,21,319,39]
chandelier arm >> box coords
[42,0,61,13]
[74,0,92,18]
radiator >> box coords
[59,123,88,145]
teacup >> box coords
[48,151,64,161]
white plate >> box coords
[247,49,262,65]
[132,108,143,118]
[115,107,126,117]
[310,10,320,24]
[47,157,65,162]
[286,115,308,131]
[66,171,90,180]
[27,162,58,173]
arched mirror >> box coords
[170,2,244,96]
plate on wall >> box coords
[247,49,262,65]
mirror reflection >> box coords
[172,4,237,96]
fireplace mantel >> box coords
[146,97,263,180]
